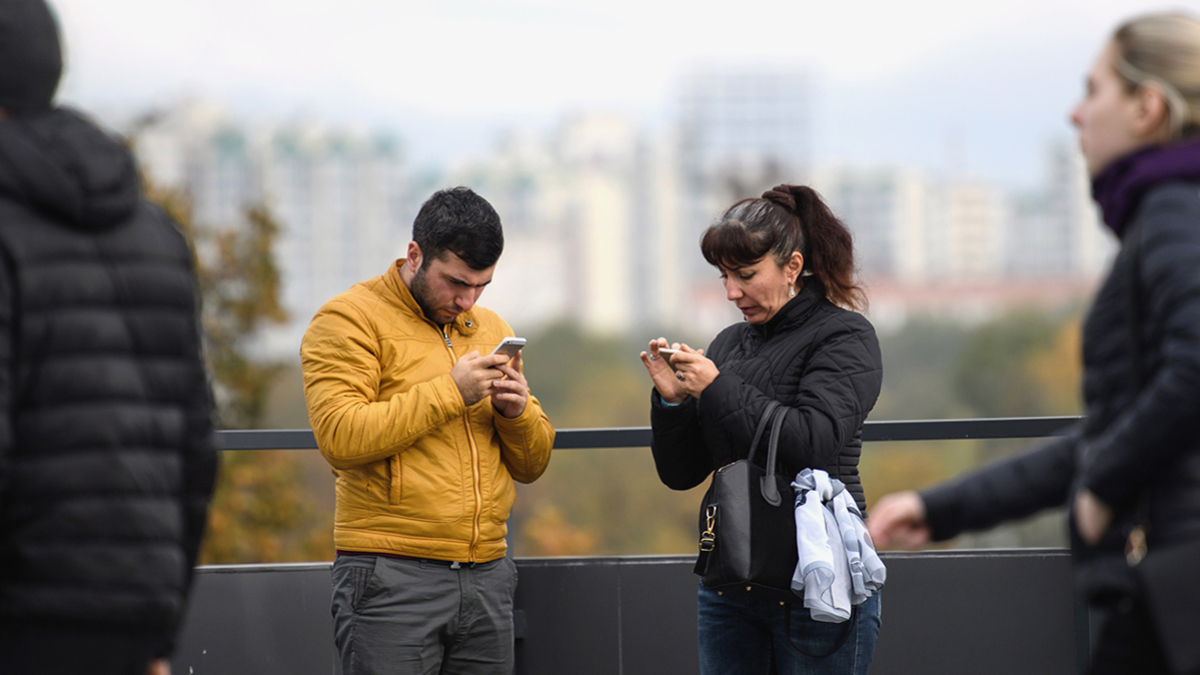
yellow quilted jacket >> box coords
[300,261,555,562]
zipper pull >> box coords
[442,328,452,348]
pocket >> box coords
[334,556,380,614]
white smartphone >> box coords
[656,348,680,356]
[490,336,527,360]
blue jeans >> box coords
[697,584,881,675]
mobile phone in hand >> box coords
[490,337,527,361]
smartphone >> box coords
[656,348,680,356]
[490,336,527,360]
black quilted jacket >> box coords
[0,108,217,652]
[650,279,883,513]
[922,181,1200,598]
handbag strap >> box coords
[746,400,782,466]
[760,406,788,506]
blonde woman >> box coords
[869,12,1200,675]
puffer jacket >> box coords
[301,260,554,562]
[0,108,217,651]
[650,279,884,513]
[921,180,1200,599]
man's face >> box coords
[409,250,495,326]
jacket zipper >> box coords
[441,325,483,561]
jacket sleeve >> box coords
[301,300,467,469]
[648,329,732,491]
[494,391,555,484]
[1082,189,1200,510]
[920,426,1080,541]
[650,391,713,490]
[696,316,883,473]
[0,250,12,505]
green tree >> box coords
[952,308,1083,418]
[143,177,333,564]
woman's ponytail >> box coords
[783,185,867,311]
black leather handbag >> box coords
[694,400,798,599]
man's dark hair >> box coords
[412,187,504,269]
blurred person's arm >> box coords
[301,300,469,470]
[917,427,1080,542]
[1081,189,1200,512]
[0,251,12,502]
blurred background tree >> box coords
[143,177,333,564]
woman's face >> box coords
[719,254,800,325]
[1070,41,1165,177]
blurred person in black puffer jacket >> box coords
[870,12,1200,675]
[0,1,218,674]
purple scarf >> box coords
[1092,137,1200,237]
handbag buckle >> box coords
[699,505,717,552]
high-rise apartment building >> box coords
[131,102,408,357]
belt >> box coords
[337,550,483,569]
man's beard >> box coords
[410,265,445,326]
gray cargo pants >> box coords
[331,553,519,675]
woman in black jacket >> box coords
[869,12,1200,675]
[641,185,883,675]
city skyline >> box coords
[51,0,1185,187]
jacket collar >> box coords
[381,259,480,338]
[750,278,825,340]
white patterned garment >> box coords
[791,468,887,623]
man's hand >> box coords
[451,351,507,407]
[1074,489,1113,546]
[146,659,170,675]
[867,490,931,550]
[491,351,530,419]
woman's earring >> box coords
[788,283,795,298]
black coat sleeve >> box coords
[648,330,732,490]
[1082,188,1200,510]
[0,249,12,504]
[920,425,1080,541]
[696,314,883,473]
[649,391,712,490]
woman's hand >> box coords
[1074,489,1114,546]
[640,338,707,403]
[670,343,719,399]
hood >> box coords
[0,107,139,231]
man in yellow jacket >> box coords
[301,187,555,675]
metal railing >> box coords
[216,415,1081,450]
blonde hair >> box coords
[1113,12,1200,140]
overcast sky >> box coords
[50,0,1200,187]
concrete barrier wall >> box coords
[173,549,1082,675]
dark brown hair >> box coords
[700,184,866,311]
